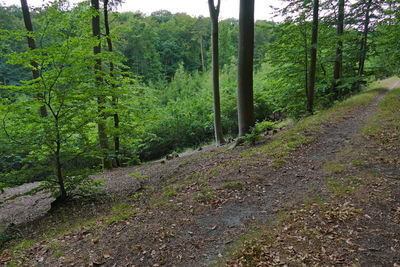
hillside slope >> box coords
[1,78,399,266]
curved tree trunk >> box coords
[20,0,47,117]
[237,0,255,137]
[208,0,225,146]
[308,0,319,115]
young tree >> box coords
[208,0,225,145]
[237,0,255,137]
[91,0,112,169]
[308,0,319,114]
[1,2,104,201]
[20,0,47,117]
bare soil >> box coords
[0,79,399,266]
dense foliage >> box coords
[0,0,398,197]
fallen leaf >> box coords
[103,253,111,259]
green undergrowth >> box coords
[241,87,384,167]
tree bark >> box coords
[208,0,225,146]
[55,120,67,200]
[20,0,47,117]
[358,0,372,78]
[333,0,345,98]
[91,0,112,169]
[104,0,120,167]
[308,0,319,115]
[237,0,255,137]
[300,25,309,105]
[200,34,205,72]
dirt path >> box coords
[0,79,399,266]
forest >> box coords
[0,0,398,200]
[0,0,399,265]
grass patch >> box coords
[52,249,64,259]
[222,181,244,190]
[351,159,367,167]
[323,162,347,174]
[362,88,400,145]
[193,187,216,202]
[327,179,355,196]
[161,188,177,199]
[105,202,136,225]
[128,170,147,179]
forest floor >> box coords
[0,78,399,266]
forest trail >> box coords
[1,78,399,266]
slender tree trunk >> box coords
[208,0,225,146]
[300,26,309,103]
[200,34,205,72]
[333,0,345,98]
[104,0,120,167]
[55,122,67,200]
[237,0,255,137]
[91,0,112,169]
[358,0,372,78]
[308,0,319,115]
[20,0,47,117]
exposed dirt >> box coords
[0,79,399,266]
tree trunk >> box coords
[200,34,205,72]
[20,0,47,117]
[333,0,345,98]
[358,0,372,78]
[300,25,309,104]
[237,0,255,137]
[104,0,120,167]
[55,122,67,200]
[308,0,319,115]
[208,0,225,146]
[91,0,112,169]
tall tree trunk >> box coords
[20,0,47,117]
[237,0,255,137]
[200,34,205,72]
[104,0,120,167]
[358,0,372,78]
[333,0,345,98]
[300,25,309,104]
[91,0,112,169]
[308,0,319,115]
[208,0,225,146]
